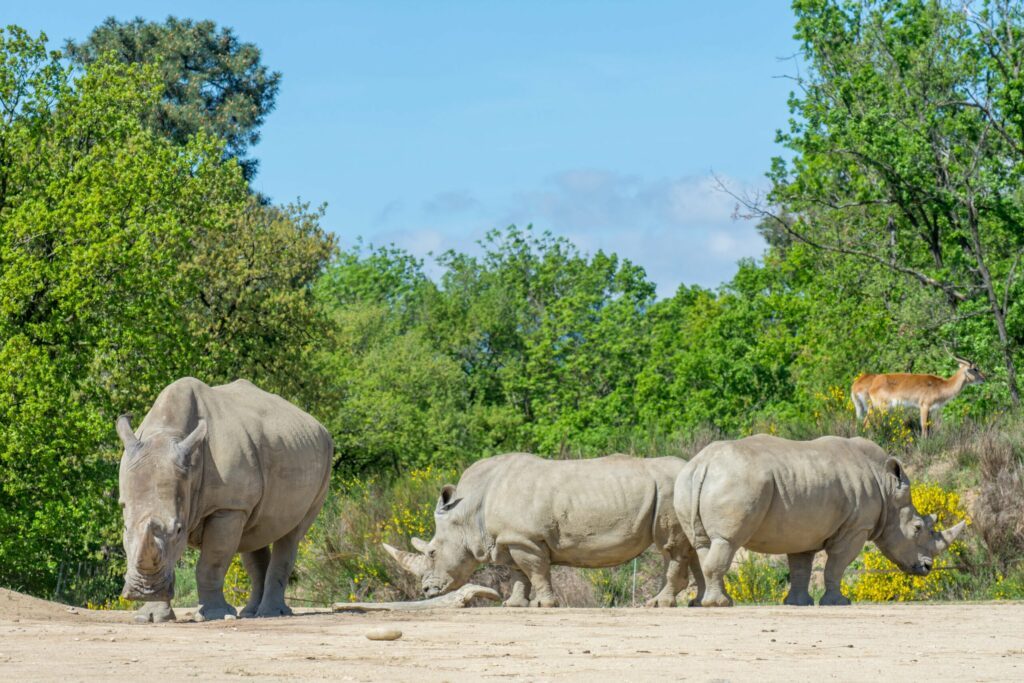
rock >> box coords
[365,627,402,641]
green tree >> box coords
[0,27,332,601]
[745,0,1024,405]
[66,16,280,180]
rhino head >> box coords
[382,484,478,598]
[874,457,966,576]
[116,414,207,602]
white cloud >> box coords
[362,170,767,297]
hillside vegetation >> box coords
[2,1,1024,605]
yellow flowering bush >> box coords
[293,465,458,604]
[862,407,915,451]
[725,554,788,604]
[845,482,969,602]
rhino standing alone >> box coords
[674,435,966,607]
[384,453,695,607]
[117,377,332,622]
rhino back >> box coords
[690,435,887,555]
[140,378,332,549]
[474,454,665,568]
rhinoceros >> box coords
[383,453,696,607]
[116,377,332,622]
[674,434,966,607]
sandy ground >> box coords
[1,589,1022,681]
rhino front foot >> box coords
[818,591,851,606]
[134,601,176,624]
[645,595,677,608]
[194,602,238,622]
[503,595,531,608]
[783,591,815,606]
[255,602,294,618]
[530,596,558,608]
[700,592,733,607]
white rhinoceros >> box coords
[117,377,332,622]
[674,434,966,607]
[384,453,696,607]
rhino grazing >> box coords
[674,435,966,607]
[383,453,696,607]
[118,377,332,622]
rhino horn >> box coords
[938,520,967,551]
[382,543,430,577]
[116,414,139,451]
[136,521,162,571]
[410,537,430,553]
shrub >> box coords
[294,466,457,605]
[725,554,789,605]
[845,482,968,602]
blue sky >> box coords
[9,1,800,296]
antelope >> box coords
[850,356,985,437]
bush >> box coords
[294,466,457,605]
[725,554,789,605]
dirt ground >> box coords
[1,589,1022,681]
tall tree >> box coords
[743,0,1024,404]
[65,16,280,180]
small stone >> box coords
[224,615,236,621]
[365,627,402,641]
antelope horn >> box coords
[382,543,430,577]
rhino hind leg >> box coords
[239,547,271,618]
[134,600,175,623]
[503,568,532,608]
[783,551,816,606]
[194,510,246,622]
[646,550,689,607]
[819,532,868,606]
[687,554,706,607]
[255,500,324,617]
[508,545,557,608]
[696,539,735,607]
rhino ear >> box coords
[116,414,139,452]
[884,457,908,489]
[174,420,207,470]
[382,543,430,576]
[436,484,462,514]
[410,537,431,554]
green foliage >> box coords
[66,16,280,179]
[295,466,458,605]
[0,26,332,602]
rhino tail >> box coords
[688,459,711,549]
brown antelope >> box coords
[850,356,985,437]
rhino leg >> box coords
[783,552,816,606]
[194,510,246,622]
[508,545,557,608]
[646,551,688,607]
[239,547,270,618]
[134,600,175,623]
[503,568,532,608]
[819,532,867,606]
[687,554,705,607]
[696,539,735,607]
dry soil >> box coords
[1,588,1021,681]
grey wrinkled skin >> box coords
[384,453,699,608]
[674,435,966,607]
[118,377,332,623]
